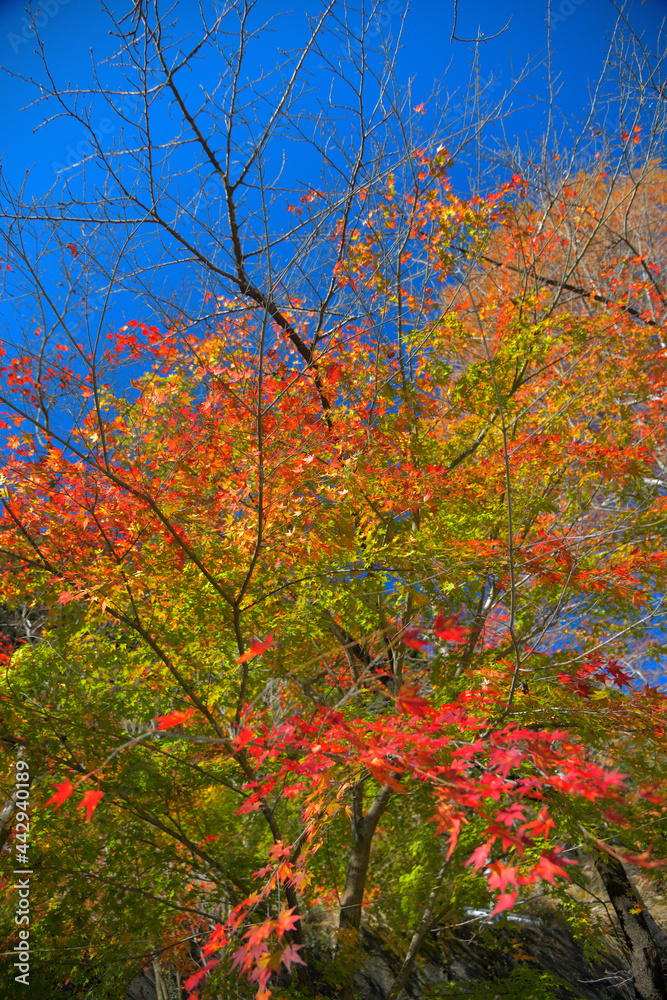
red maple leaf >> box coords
[156,708,194,730]
[279,942,306,973]
[237,635,276,664]
[466,840,493,873]
[490,892,518,916]
[401,628,428,651]
[183,959,221,992]
[202,923,227,956]
[532,852,572,884]
[434,613,469,643]
[397,684,431,717]
[620,848,667,869]
[76,789,104,822]
[486,860,518,893]
[495,802,524,828]
[45,779,74,808]
[66,242,79,258]
[232,724,254,748]
[432,803,467,858]
[520,807,555,840]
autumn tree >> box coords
[1,4,667,1000]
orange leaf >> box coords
[76,789,104,822]
[202,923,227,956]
[156,708,195,730]
[237,635,276,664]
[274,905,301,940]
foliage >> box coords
[423,967,583,1000]
[0,5,666,1000]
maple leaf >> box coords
[76,789,104,822]
[45,779,74,808]
[274,905,301,939]
[183,959,221,992]
[466,840,493,873]
[490,892,518,916]
[486,860,518,892]
[532,852,572,885]
[202,923,227,956]
[434,613,469,643]
[495,803,524,828]
[520,808,555,841]
[637,786,666,805]
[279,942,306,973]
[397,684,431,717]
[620,848,667,869]
[432,803,467,858]
[237,635,276,664]
[232,724,254,748]
[401,628,428,651]
[602,660,633,689]
[267,841,291,861]
[57,591,76,605]
[282,783,306,800]
[66,242,79,258]
[156,708,194,730]
[244,920,274,947]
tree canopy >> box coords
[1,4,667,1000]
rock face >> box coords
[125,970,165,1000]
[50,907,657,1000]
[350,919,635,1000]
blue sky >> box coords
[0,0,664,380]
[0,0,665,198]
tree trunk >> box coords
[0,790,18,853]
[338,784,393,1000]
[594,851,667,1000]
